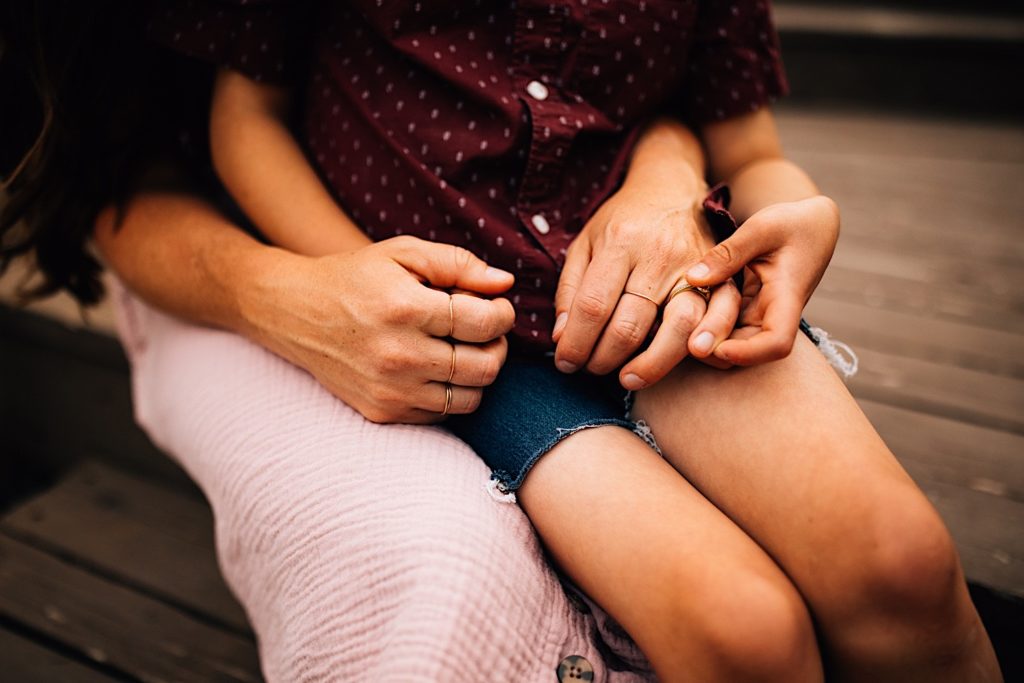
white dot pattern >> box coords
[154,0,788,353]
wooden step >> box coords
[0,461,261,682]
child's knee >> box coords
[820,486,968,657]
[660,570,822,683]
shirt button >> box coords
[557,655,594,681]
[531,213,551,235]
[526,80,549,101]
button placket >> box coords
[510,0,577,256]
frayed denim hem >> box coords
[487,416,661,500]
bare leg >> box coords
[518,425,824,683]
[632,334,1002,682]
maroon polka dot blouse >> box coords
[151,0,788,354]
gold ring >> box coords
[447,295,455,338]
[623,290,660,306]
[447,343,457,384]
[441,383,453,416]
[668,281,712,305]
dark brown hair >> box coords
[1,0,212,305]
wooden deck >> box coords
[1,107,1022,680]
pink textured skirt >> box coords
[110,279,655,683]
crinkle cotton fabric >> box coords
[110,279,655,683]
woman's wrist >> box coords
[623,117,707,198]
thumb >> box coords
[684,220,779,287]
[390,237,514,295]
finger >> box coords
[687,280,741,359]
[554,250,631,372]
[618,291,706,390]
[422,336,507,387]
[695,353,734,371]
[412,382,484,416]
[420,290,516,342]
[553,239,591,342]
[586,291,660,375]
[714,286,802,365]
[388,236,515,295]
[684,218,784,287]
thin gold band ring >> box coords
[441,383,453,416]
[622,290,660,306]
[447,295,455,338]
[447,343,457,384]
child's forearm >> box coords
[721,158,820,225]
[210,69,371,257]
[701,108,824,224]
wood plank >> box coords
[857,399,1024,596]
[923,483,1024,598]
[843,346,1024,434]
[0,306,196,493]
[860,400,1024,504]
[0,534,261,683]
[805,295,1024,378]
[814,265,1024,336]
[0,627,121,683]
[777,109,1024,164]
[1,462,251,634]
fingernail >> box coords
[687,263,710,280]
[552,312,567,338]
[556,359,578,374]
[693,331,715,354]
[621,373,647,390]
[485,266,511,280]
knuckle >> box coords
[559,342,589,366]
[389,234,417,251]
[382,296,415,324]
[710,240,736,265]
[574,291,609,324]
[610,316,646,348]
[377,344,410,374]
[608,219,640,242]
[706,312,732,331]
[668,307,702,336]
[467,310,494,340]
[451,244,474,271]
[461,389,483,413]
[477,354,502,385]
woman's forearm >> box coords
[93,193,285,336]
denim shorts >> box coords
[445,356,659,495]
[445,320,840,496]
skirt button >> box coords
[557,654,594,681]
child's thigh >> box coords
[631,334,949,619]
[518,425,821,682]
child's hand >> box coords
[683,195,840,366]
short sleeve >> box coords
[148,0,311,85]
[679,0,789,124]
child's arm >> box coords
[210,68,371,257]
[683,108,841,366]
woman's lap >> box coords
[110,280,655,682]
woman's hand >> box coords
[552,181,743,390]
[684,195,840,365]
[240,235,516,424]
